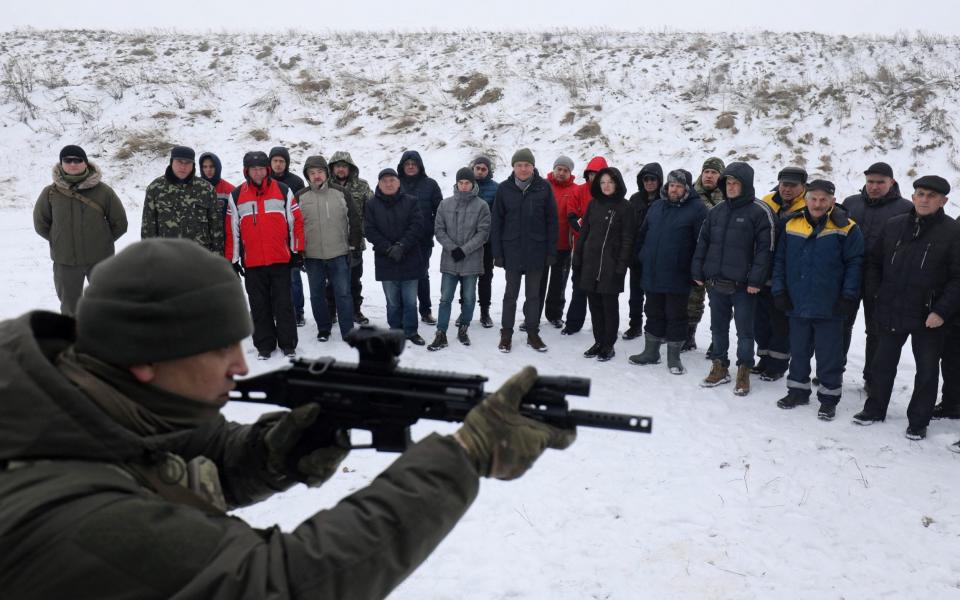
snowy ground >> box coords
[4,28,960,599]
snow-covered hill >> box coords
[3,28,960,599]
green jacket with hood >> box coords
[0,312,479,600]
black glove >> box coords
[567,212,581,233]
[386,243,405,262]
[773,294,793,313]
[232,262,245,277]
[493,256,505,268]
[261,404,350,487]
[451,247,466,262]
[834,297,859,318]
[546,254,557,267]
[289,252,304,269]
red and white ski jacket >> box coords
[226,175,304,268]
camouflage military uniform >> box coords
[328,151,375,317]
[687,177,726,326]
[141,169,224,255]
[329,150,373,250]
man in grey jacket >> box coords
[428,168,492,350]
[298,155,362,342]
[34,144,128,315]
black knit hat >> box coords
[456,167,477,184]
[59,145,88,163]
[806,179,836,195]
[378,168,399,180]
[913,175,951,196]
[472,156,493,171]
[243,151,270,168]
[864,162,894,178]
[170,146,196,162]
[75,239,253,366]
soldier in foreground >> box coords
[0,238,575,599]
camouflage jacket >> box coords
[329,151,374,250]
[694,178,725,208]
[141,167,225,255]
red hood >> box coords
[583,156,608,178]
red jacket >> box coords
[226,174,304,268]
[570,156,609,243]
[547,171,579,251]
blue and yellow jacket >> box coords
[772,206,864,320]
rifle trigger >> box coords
[306,358,335,375]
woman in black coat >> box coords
[571,167,636,361]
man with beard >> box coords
[327,151,374,325]
[683,157,725,351]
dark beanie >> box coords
[701,157,725,173]
[864,162,894,178]
[378,168,399,180]
[75,239,253,366]
[511,148,535,166]
[472,155,493,171]
[243,151,270,168]
[913,175,950,196]
[59,145,88,162]
[170,146,196,162]
[456,166,476,184]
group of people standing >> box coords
[33,143,960,444]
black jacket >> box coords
[572,168,636,295]
[490,169,558,272]
[841,183,912,255]
[638,186,708,295]
[865,208,960,333]
[397,150,443,248]
[363,187,427,281]
[627,162,663,261]
[691,162,774,287]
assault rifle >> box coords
[230,326,652,452]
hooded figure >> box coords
[268,146,305,194]
[199,152,235,221]
[397,150,444,321]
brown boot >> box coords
[498,329,512,353]
[701,360,731,387]
[734,365,751,396]
[526,331,548,352]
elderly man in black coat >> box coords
[490,148,558,353]
[853,175,960,440]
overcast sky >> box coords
[5,0,959,35]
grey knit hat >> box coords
[75,239,253,366]
[553,155,575,171]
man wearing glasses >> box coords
[33,144,128,315]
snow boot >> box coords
[498,329,512,353]
[733,366,751,396]
[628,333,662,365]
[667,341,686,374]
[680,324,697,352]
[701,360,731,387]
[480,308,494,328]
[427,331,448,351]
[457,324,471,346]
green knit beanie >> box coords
[511,148,536,166]
[75,239,253,366]
[702,157,725,174]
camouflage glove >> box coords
[454,366,576,480]
[262,404,349,487]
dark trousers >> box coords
[864,327,945,429]
[644,292,688,342]
[460,242,494,312]
[290,268,305,318]
[786,317,844,406]
[627,261,644,330]
[587,292,621,348]
[708,288,757,367]
[326,257,364,317]
[52,262,93,316]
[564,288,589,332]
[843,296,878,385]
[755,286,791,374]
[305,255,354,339]
[940,321,960,410]
[538,250,572,322]
[246,263,298,353]
[502,269,543,333]
[418,245,433,316]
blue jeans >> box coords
[382,279,419,336]
[290,268,305,317]
[708,288,757,367]
[305,256,354,339]
[786,316,844,406]
[438,273,478,332]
